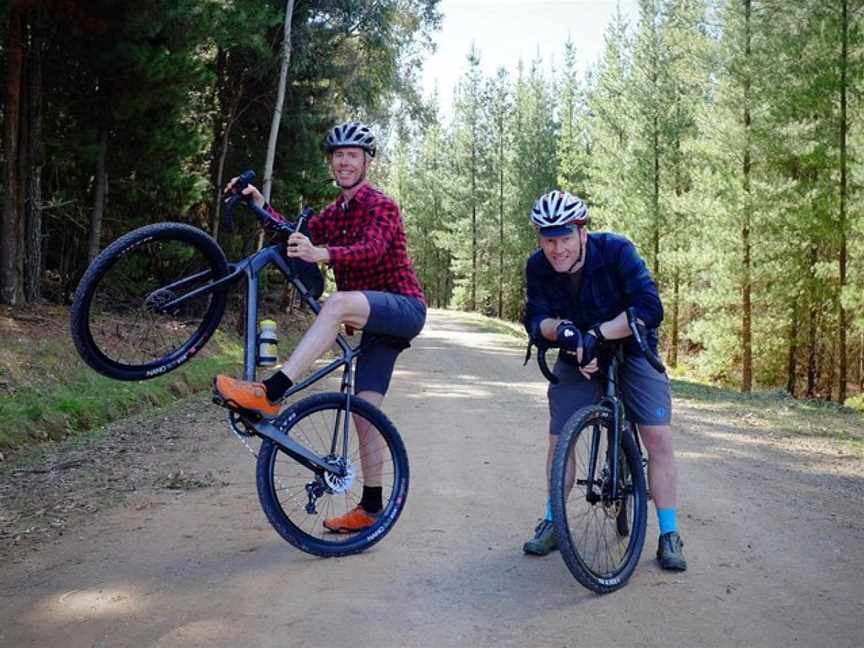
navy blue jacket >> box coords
[523,232,663,356]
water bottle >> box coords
[258,319,278,367]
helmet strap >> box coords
[565,227,588,274]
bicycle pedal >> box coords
[227,411,256,438]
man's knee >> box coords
[321,291,368,320]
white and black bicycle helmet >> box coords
[324,121,377,157]
[530,190,588,236]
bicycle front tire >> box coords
[70,222,230,381]
[551,405,648,594]
[256,392,409,557]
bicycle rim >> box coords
[552,406,647,593]
[257,393,409,557]
[79,227,226,377]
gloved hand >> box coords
[557,321,604,366]
[579,326,602,366]
[555,321,583,354]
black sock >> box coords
[359,486,383,513]
[263,372,293,402]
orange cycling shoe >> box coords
[323,506,380,533]
[212,375,280,417]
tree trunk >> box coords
[837,0,848,403]
[257,0,296,252]
[650,6,660,280]
[669,271,679,368]
[858,332,864,393]
[25,16,45,303]
[652,117,660,278]
[740,0,753,393]
[209,47,245,241]
[498,126,504,319]
[471,136,477,312]
[786,302,799,397]
[806,245,818,398]
[263,0,295,203]
[88,127,108,263]
[1,9,25,305]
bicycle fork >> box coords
[583,404,625,506]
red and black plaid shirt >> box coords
[271,184,425,302]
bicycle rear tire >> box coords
[70,223,229,381]
[256,393,409,557]
[551,405,648,594]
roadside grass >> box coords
[443,309,864,452]
[447,309,529,341]
[0,333,243,451]
[672,379,864,450]
[0,301,316,460]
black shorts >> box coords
[355,291,426,395]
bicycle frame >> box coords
[156,239,365,477]
[584,347,630,505]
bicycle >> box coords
[532,308,665,593]
[70,171,409,557]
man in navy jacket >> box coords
[522,190,687,571]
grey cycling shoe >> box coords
[657,531,688,571]
[523,519,559,556]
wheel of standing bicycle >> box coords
[256,392,409,557]
[70,222,230,381]
[551,405,648,594]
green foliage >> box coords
[1,0,441,299]
[378,0,863,405]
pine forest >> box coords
[1,0,863,405]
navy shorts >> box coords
[355,291,426,395]
[547,354,672,436]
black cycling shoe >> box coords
[657,531,688,571]
[523,519,559,556]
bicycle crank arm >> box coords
[254,420,347,477]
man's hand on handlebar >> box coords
[224,175,265,209]
[555,320,601,372]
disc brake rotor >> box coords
[322,457,356,494]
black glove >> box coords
[555,321,583,354]
[580,326,603,366]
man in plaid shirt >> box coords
[214,122,426,532]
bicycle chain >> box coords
[226,412,291,492]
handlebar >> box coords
[626,307,666,374]
[536,341,559,384]
[531,307,666,384]
[222,169,298,238]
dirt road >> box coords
[1,309,862,647]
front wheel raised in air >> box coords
[551,405,648,594]
[70,223,230,381]
[256,393,409,557]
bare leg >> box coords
[278,291,370,382]
[354,390,384,489]
[638,424,678,509]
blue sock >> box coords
[544,499,554,522]
[657,508,678,535]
